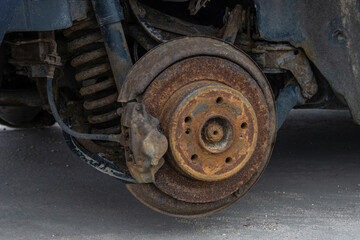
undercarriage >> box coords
[0,0,356,216]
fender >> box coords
[7,0,74,33]
[255,0,360,125]
[1,0,86,42]
[0,0,21,42]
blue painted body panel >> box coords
[255,0,360,124]
[7,0,73,32]
[0,0,21,42]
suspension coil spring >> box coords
[64,17,121,135]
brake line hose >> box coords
[46,77,122,143]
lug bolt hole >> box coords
[226,157,232,164]
[185,116,192,123]
[216,97,223,104]
[185,129,191,134]
[191,154,198,161]
[241,122,248,129]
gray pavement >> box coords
[0,109,359,240]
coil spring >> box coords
[64,17,121,135]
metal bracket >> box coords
[248,43,318,99]
[222,4,252,44]
[6,31,62,78]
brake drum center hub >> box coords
[161,81,258,182]
[200,116,234,153]
[204,121,224,143]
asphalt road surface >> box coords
[0,109,359,240]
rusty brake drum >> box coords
[121,37,277,217]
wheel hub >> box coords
[141,55,274,203]
[123,37,277,216]
[203,120,225,144]
[201,116,232,152]
[161,81,258,182]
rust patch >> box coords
[142,56,275,203]
[158,80,258,182]
[127,183,239,217]
[120,103,168,183]
[122,37,276,214]
[83,92,117,110]
[65,16,121,134]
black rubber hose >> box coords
[47,77,121,142]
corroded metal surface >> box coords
[129,0,217,43]
[120,37,276,214]
[66,17,121,134]
[134,0,217,36]
[142,56,275,203]
[159,80,258,182]
[79,78,115,96]
[118,37,275,112]
[71,48,107,68]
[222,4,245,43]
[126,183,239,217]
[248,42,318,99]
[128,0,166,42]
[6,31,61,78]
[121,102,168,183]
[127,26,159,51]
[67,32,103,53]
[83,92,118,110]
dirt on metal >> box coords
[120,102,168,183]
[142,56,275,203]
[126,183,240,217]
[122,37,276,216]
[159,80,258,182]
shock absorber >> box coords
[64,16,121,135]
